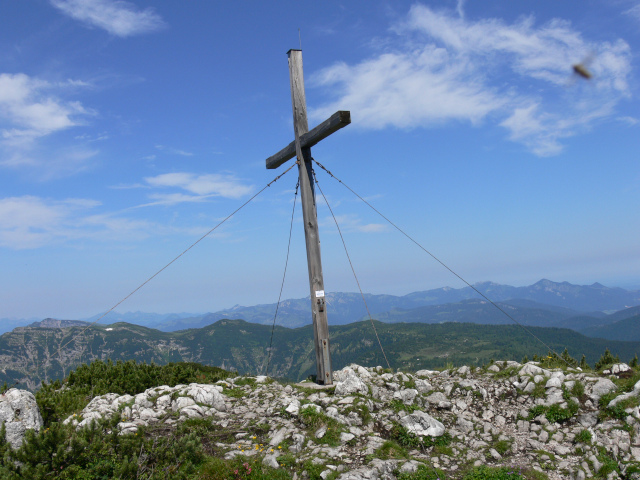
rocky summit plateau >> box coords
[3,359,640,479]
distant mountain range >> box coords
[2,318,640,390]
[2,278,639,389]
[87,279,640,331]
[2,279,639,339]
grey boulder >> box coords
[0,388,44,449]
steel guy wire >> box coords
[311,166,392,370]
[45,163,298,371]
[263,180,299,377]
[312,158,572,368]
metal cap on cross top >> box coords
[265,49,351,385]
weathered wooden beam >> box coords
[288,49,333,385]
[265,110,351,170]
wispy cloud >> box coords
[155,145,194,157]
[0,196,99,249]
[2,145,99,181]
[0,73,90,147]
[311,5,632,156]
[625,3,640,23]
[140,172,254,206]
[322,214,387,234]
[617,116,639,126]
[50,0,165,37]
[0,193,229,249]
[0,73,98,178]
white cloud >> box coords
[0,196,96,249]
[0,73,97,176]
[500,100,615,156]
[322,214,387,234]
[625,4,640,22]
[0,73,90,145]
[1,147,99,180]
[0,195,176,249]
[142,192,213,207]
[617,116,639,126]
[155,145,194,156]
[50,0,165,37]
[313,48,505,129]
[142,172,254,205]
[311,5,632,156]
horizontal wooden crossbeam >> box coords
[266,110,351,169]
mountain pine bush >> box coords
[36,359,234,425]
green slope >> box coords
[580,314,640,341]
[1,319,639,389]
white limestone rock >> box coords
[183,384,227,411]
[519,363,544,377]
[611,363,631,375]
[392,388,418,405]
[0,389,43,449]
[425,391,452,410]
[590,378,617,402]
[546,377,563,389]
[414,379,433,394]
[399,411,445,438]
[285,399,301,416]
[262,453,280,469]
[173,396,196,412]
[334,368,369,396]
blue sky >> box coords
[1,0,639,320]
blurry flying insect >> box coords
[572,53,595,81]
[573,62,592,80]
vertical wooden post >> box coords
[287,49,333,385]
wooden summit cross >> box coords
[266,50,350,385]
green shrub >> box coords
[579,355,590,370]
[494,439,512,456]
[462,466,548,480]
[397,464,447,480]
[342,401,372,425]
[595,349,617,371]
[0,413,209,479]
[36,359,233,426]
[597,447,621,477]
[376,440,409,460]
[389,399,419,414]
[546,401,579,423]
[538,349,577,369]
[570,381,585,399]
[528,401,578,424]
[574,429,592,444]
[463,465,525,479]
[603,395,639,420]
[299,407,342,446]
[389,423,452,450]
[199,456,291,480]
